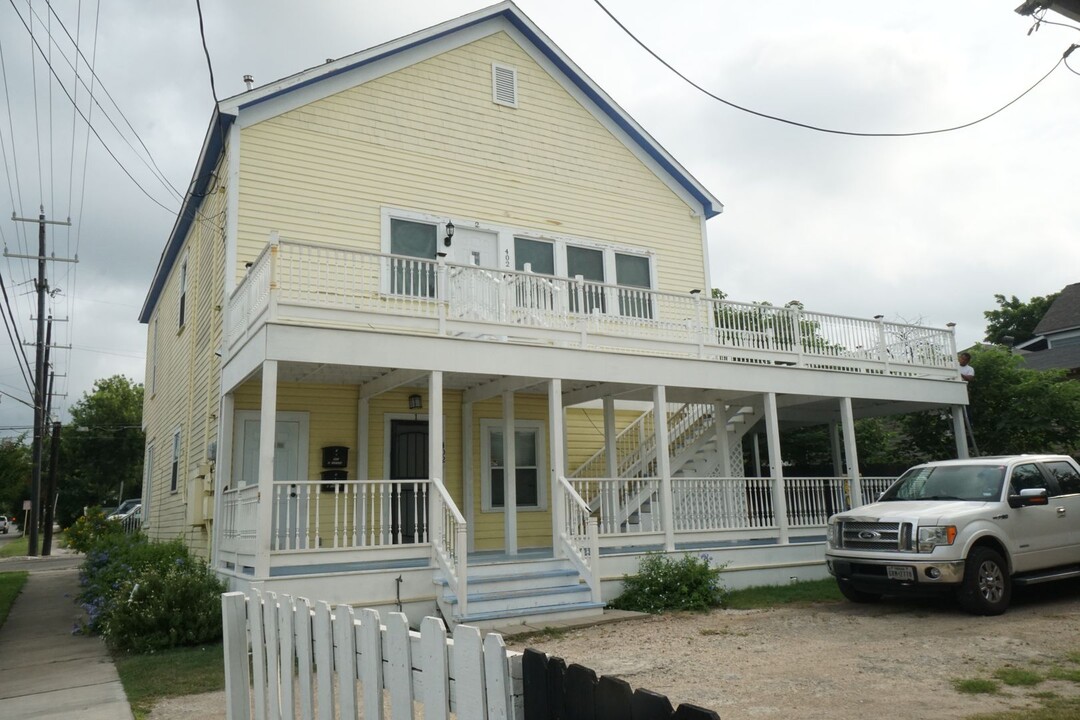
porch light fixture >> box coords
[408,394,423,410]
[873,315,884,320]
[443,220,455,247]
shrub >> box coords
[65,507,125,553]
[611,552,726,613]
[78,535,225,652]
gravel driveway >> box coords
[506,580,1080,720]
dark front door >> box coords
[390,420,428,543]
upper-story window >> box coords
[177,257,188,329]
[389,218,437,297]
[615,252,653,319]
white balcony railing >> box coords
[571,476,885,539]
[225,237,959,378]
[262,479,431,552]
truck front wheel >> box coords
[957,547,1011,615]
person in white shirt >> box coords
[958,352,974,381]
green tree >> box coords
[900,346,1080,458]
[59,376,145,527]
[0,436,31,519]
[983,292,1059,346]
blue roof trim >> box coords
[237,7,719,217]
[139,113,234,323]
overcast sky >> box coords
[0,0,1077,437]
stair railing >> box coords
[429,477,468,617]
[557,476,602,602]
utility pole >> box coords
[42,421,61,556]
[10,208,73,556]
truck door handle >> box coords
[1057,507,1067,517]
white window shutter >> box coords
[492,64,517,107]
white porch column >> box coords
[428,372,444,548]
[829,421,844,477]
[255,360,278,579]
[839,397,863,509]
[211,392,235,570]
[549,379,565,559]
[654,386,675,551]
[502,390,517,555]
[713,401,730,477]
[357,398,369,481]
[952,406,970,459]
[763,392,789,544]
[752,433,763,477]
[603,397,617,479]
[462,400,475,552]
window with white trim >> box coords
[170,429,181,493]
[389,218,437,297]
[615,252,653,319]
[482,421,546,511]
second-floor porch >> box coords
[225,234,961,382]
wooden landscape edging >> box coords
[522,648,720,720]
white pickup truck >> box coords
[826,454,1080,615]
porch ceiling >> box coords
[256,361,950,423]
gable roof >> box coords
[139,1,721,323]
[1033,282,1080,336]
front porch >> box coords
[210,236,969,626]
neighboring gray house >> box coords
[1016,282,1080,378]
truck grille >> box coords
[840,521,911,551]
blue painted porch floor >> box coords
[267,534,825,577]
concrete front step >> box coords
[451,600,607,630]
[443,582,592,615]
[435,567,579,594]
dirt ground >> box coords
[150,581,1080,720]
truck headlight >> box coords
[827,521,840,548]
[917,525,956,552]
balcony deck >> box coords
[225,237,959,381]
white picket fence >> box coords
[221,590,524,720]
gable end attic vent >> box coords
[492,63,518,107]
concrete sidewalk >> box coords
[0,563,133,719]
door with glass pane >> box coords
[389,420,428,544]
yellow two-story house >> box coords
[139,2,969,627]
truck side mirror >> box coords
[1008,488,1049,508]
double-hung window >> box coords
[615,252,653,319]
[483,423,545,511]
[566,245,605,314]
[389,219,437,297]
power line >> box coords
[6,0,179,215]
[591,0,1070,137]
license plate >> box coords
[887,565,915,581]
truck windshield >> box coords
[880,465,1006,502]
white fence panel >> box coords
[222,591,524,720]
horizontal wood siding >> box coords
[143,151,228,559]
[235,31,703,294]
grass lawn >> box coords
[0,534,29,558]
[113,644,225,720]
[724,578,843,608]
[0,571,29,628]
